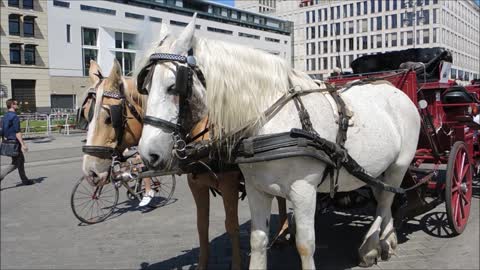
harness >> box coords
[137,50,413,195]
[77,76,143,159]
[137,49,207,159]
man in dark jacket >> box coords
[0,99,34,185]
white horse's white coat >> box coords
[138,16,421,269]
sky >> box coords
[213,0,235,7]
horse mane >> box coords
[193,37,318,141]
[122,77,147,114]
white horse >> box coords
[138,15,421,269]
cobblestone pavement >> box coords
[0,138,478,269]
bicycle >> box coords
[70,151,176,224]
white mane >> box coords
[192,38,320,140]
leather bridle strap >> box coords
[143,115,184,134]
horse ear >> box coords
[159,22,169,42]
[172,13,197,54]
[108,59,123,83]
[89,60,103,84]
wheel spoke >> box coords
[453,191,460,224]
[456,152,466,184]
[460,192,470,207]
[460,164,470,183]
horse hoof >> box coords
[358,250,379,267]
[380,241,391,261]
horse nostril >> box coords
[150,154,160,165]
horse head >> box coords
[138,14,207,170]
[81,60,145,179]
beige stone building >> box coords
[0,0,50,113]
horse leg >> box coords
[274,197,290,244]
[218,172,242,270]
[289,180,317,270]
[245,181,273,270]
[187,174,210,270]
[359,164,408,266]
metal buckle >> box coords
[187,55,197,67]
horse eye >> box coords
[167,84,176,93]
[105,116,112,124]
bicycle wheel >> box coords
[136,175,176,208]
[70,176,119,224]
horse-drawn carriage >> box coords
[327,47,479,235]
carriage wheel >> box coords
[445,141,473,235]
[70,176,119,224]
[135,175,176,208]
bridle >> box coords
[78,76,143,159]
[137,49,206,159]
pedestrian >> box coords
[0,99,34,185]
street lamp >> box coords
[402,0,425,48]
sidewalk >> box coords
[0,133,86,167]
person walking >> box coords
[0,99,34,185]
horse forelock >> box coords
[86,84,106,146]
[193,38,291,141]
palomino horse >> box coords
[137,15,421,269]
[81,60,287,270]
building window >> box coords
[23,17,34,37]
[265,37,280,43]
[53,0,70,8]
[407,31,413,45]
[239,32,260,40]
[433,9,438,23]
[322,25,328,37]
[80,5,116,15]
[170,20,188,27]
[433,27,438,43]
[363,1,368,14]
[115,52,135,76]
[8,15,20,36]
[311,26,315,39]
[362,36,368,50]
[376,34,382,48]
[349,3,353,16]
[82,28,98,76]
[66,24,71,43]
[149,16,162,23]
[323,41,328,53]
[115,32,136,50]
[23,0,33,9]
[392,14,398,28]
[370,0,375,13]
[82,28,97,46]
[378,0,382,12]
[423,29,429,44]
[9,44,21,64]
[24,45,35,65]
[376,16,382,30]
[125,12,144,20]
[8,0,19,7]
[82,49,97,76]
[451,68,457,79]
[357,2,361,15]
[207,27,232,35]
[114,32,137,76]
[392,33,398,47]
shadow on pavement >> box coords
[101,197,179,223]
[139,195,473,270]
[139,210,375,270]
[0,176,47,191]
